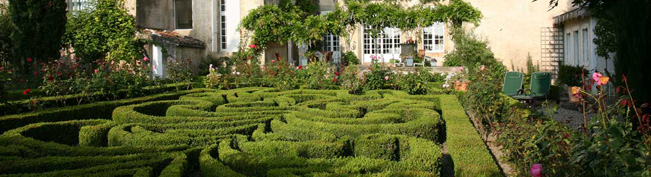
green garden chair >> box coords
[502,72,524,96]
[512,72,552,104]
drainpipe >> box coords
[211,0,218,52]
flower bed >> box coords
[0,87,498,176]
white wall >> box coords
[562,17,614,74]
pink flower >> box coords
[271,59,276,63]
[94,69,98,74]
[250,44,257,49]
[143,56,150,62]
[592,72,603,85]
[530,164,542,177]
[27,58,32,63]
[371,55,376,60]
[385,76,389,81]
[23,88,31,95]
[458,67,463,72]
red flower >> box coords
[94,69,98,74]
[249,44,257,49]
[563,133,570,139]
[333,78,337,82]
[0,67,3,71]
[335,72,340,76]
[298,65,302,70]
[69,74,73,79]
[621,99,631,107]
[27,58,32,63]
[616,87,621,94]
[57,72,62,76]
[33,71,38,76]
[23,89,31,95]
[19,78,24,82]
[47,75,53,81]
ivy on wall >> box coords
[241,0,482,48]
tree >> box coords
[0,4,13,62]
[65,0,141,63]
[8,0,67,63]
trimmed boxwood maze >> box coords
[0,88,500,176]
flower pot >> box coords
[454,81,468,91]
[568,86,581,103]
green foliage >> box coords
[339,65,363,94]
[303,60,337,90]
[341,51,360,66]
[166,58,194,90]
[363,63,393,90]
[0,4,13,62]
[557,63,588,86]
[8,0,67,62]
[443,29,495,67]
[65,0,141,63]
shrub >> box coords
[556,63,588,86]
[342,51,360,66]
[65,0,141,63]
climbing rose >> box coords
[385,76,390,81]
[250,44,257,49]
[333,78,337,82]
[530,164,542,177]
[27,58,32,63]
[143,56,150,62]
[23,89,31,95]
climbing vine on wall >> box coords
[241,0,482,47]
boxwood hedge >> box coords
[0,87,499,176]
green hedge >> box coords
[439,95,501,176]
[0,89,209,134]
[0,87,502,176]
[0,82,191,116]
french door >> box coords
[362,26,401,63]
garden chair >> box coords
[512,72,552,105]
[502,72,524,96]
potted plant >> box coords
[557,63,588,103]
[448,67,468,91]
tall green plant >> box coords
[65,0,141,63]
[0,4,13,62]
[8,0,67,63]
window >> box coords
[574,30,579,65]
[565,33,570,64]
[321,11,340,52]
[423,22,445,52]
[175,0,192,29]
[323,34,340,52]
[582,28,589,62]
[69,0,94,13]
[221,0,226,50]
[363,26,401,55]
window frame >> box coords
[422,22,445,53]
[174,0,193,30]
